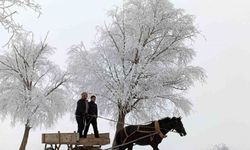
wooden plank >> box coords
[77,133,110,146]
[42,132,110,146]
[78,136,110,146]
[85,133,109,139]
[42,132,79,144]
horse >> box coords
[114,117,186,150]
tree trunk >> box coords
[112,111,126,147]
[116,112,125,132]
[19,124,31,150]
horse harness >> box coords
[121,121,167,144]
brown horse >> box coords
[114,117,186,150]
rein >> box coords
[91,114,176,133]
[120,120,169,144]
[154,121,167,138]
[85,115,179,150]
[80,114,178,134]
[103,132,159,150]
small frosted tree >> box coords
[0,0,41,42]
[68,0,205,142]
[210,143,230,150]
[0,33,70,150]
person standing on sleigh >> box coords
[83,95,99,138]
[75,92,89,138]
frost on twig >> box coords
[0,0,41,45]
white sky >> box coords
[1,0,250,149]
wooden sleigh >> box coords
[42,131,110,150]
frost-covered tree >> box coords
[210,143,230,150]
[0,33,70,150]
[0,0,41,42]
[68,0,205,140]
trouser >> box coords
[83,117,99,138]
[76,116,85,138]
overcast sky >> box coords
[1,0,250,150]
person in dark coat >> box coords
[83,95,99,138]
[75,92,89,138]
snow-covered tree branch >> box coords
[0,32,70,150]
[68,0,205,142]
[0,0,41,43]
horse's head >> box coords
[171,117,187,136]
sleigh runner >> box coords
[42,132,110,150]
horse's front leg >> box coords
[150,144,159,150]
[127,144,133,150]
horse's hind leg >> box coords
[117,146,126,150]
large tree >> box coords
[0,33,70,150]
[68,0,205,142]
[0,0,41,42]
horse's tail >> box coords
[112,131,121,150]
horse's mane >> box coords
[146,117,172,125]
[139,117,173,126]
[159,117,172,122]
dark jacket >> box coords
[75,99,88,117]
[88,101,98,117]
